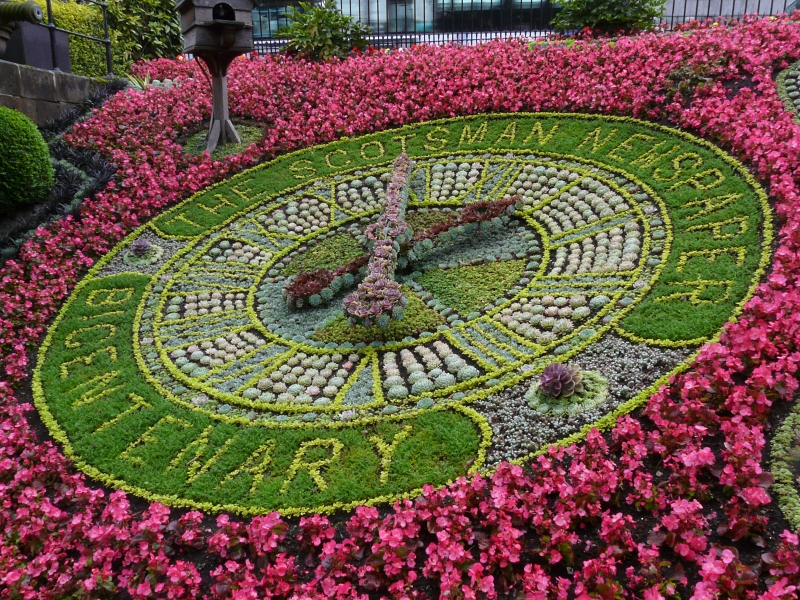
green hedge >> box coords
[0,106,54,210]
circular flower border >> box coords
[31,113,774,517]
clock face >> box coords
[34,115,772,515]
[141,152,660,419]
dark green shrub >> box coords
[275,0,371,61]
[0,107,54,209]
[551,0,666,35]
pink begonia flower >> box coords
[781,531,800,546]
[643,585,666,600]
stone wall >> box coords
[0,60,99,125]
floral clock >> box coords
[33,114,772,515]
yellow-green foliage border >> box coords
[32,112,774,516]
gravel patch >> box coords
[474,333,693,467]
[97,229,187,277]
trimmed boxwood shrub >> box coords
[0,107,54,210]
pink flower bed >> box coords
[3,16,800,598]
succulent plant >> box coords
[387,385,409,399]
[539,363,584,398]
[130,238,152,257]
[456,365,480,381]
[434,372,456,388]
[123,238,165,267]
[411,378,434,395]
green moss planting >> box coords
[183,125,264,159]
[417,260,527,316]
[283,233,365,276]
[313,286,446,343]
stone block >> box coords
[55,72,97,104]
[0,94,38,121]
[0,61,21,96]
[36,100,70,125]
[19,66,56,101]
[4,22,71,72]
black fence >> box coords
[40,0,113,75]
[252,0,793,53]
[662,0,792,26]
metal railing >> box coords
[252,0,794,52]
[40,0,112,75]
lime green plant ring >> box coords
[33,114,773,516]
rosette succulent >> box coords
[123,237,164,266]
[539,363,584,398]
[130,238,153,257]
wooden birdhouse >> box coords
[176,0,254,55]
[175,0,256,154]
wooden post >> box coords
[201,54,241,155]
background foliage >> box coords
[275,0,371,61]
[107,0,183,73]
[11,0,127,77]
[551,0,666,34]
